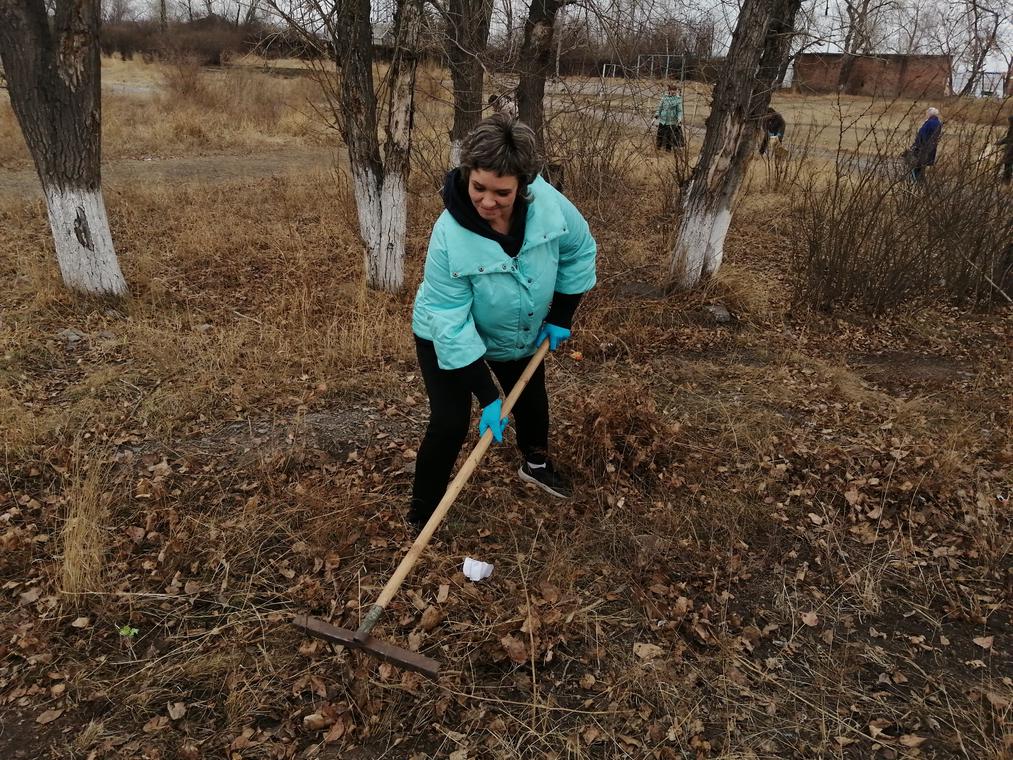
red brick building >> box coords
[793,53,952,98]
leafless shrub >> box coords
[567,379,680,487]
[165,24,246,67]
[757,121,822,192]
[791,120,1011,314]
[160,54,210,102]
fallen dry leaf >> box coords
[900,735,927,748]
[70,617,91,629]
[868,718,891,739]
[973,636,994,650]
[437,583,449,604]
[303,712,333,731]
[19,587,41,605]
[36,708,63,724]
[633,642,665,661]
[985,691,1010,710]
[419,605,443,632]
[800,611,819,627]
[167,701,187,720]
[324,717,345,743]
[500,634,528,664]
[143,715,169,733]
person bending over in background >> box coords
[408,114,598,532]
[654,83,685,151]
[906,107,943,183]
[759,106,786,156]
[488,91,518,118]
[996,114,1013,185]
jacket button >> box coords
[502,264,508,270]
[527,278,533,283]
[478,266,484,272]
[527,312,533,316]
[452,272,459,278]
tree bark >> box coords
[338,0,422,292]
[667,0,802,290]
[515,0,565,148]
[446,0,493,166]
[0,0,128,297]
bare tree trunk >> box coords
[339,0,422,292]
[0,0,128,297]
[515,0,565,147]
[667,0,802,290]
[446,0,494,165]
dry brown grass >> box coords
[0,60,1010,760]
[59,448,109,600]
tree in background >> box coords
[955,0,1003,96]
[435,0,494,165]
[268,0,424,293]
[515,0,570,148]
[0,0,129,297]
[667,0,802,290]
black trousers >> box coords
[656,124,685,152]
[409,336,549,521]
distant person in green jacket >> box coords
[408,114,598,531]
[654,82,685,151]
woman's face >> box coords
[468,169,519,227]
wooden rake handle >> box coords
[355,339,551,641]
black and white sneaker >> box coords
[518,460,572,499]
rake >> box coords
[293,340,551,679]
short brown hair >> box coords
[460,114,542,187]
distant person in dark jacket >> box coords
[996,114,1013,185]
[907,107,942,182]
[759,107,786,156]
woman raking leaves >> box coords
[408,114,598,531]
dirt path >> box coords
[0,145,341,201]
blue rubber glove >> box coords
[536,323,571,351]
[478,399,509,443]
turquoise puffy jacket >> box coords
[412,175,597,370]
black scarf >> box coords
[442,168,528,258]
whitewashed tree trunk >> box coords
[351,165,408,292]
[43,186,126,295]
[668,0,802,290]
[450,139,464,168]
[0,0,128,297]
[333,0,421,293]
